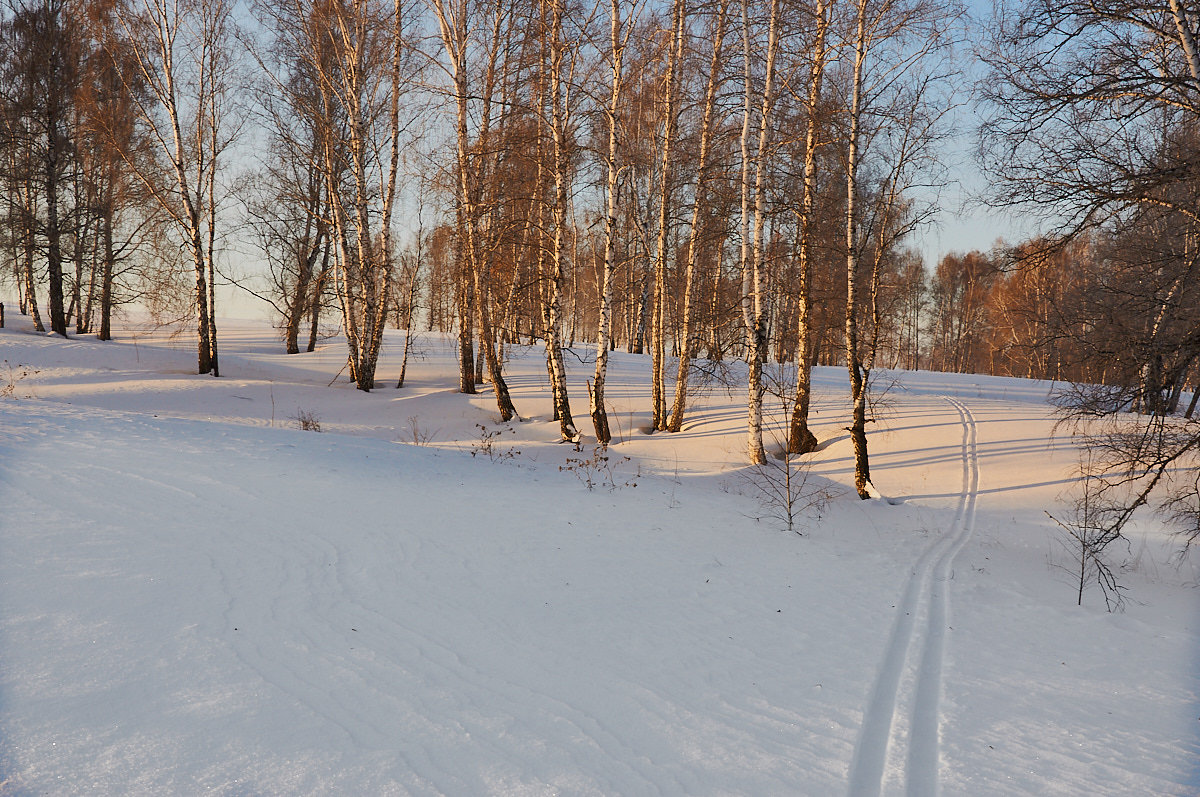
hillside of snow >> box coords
[1,315,1197,795]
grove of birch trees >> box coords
[2,0,1199,491]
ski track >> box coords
[847,397,980,797]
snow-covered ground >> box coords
[1,314,1197,795]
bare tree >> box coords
[841,0,959,497]
[589,0,646,444]
[1047,465,1128,610]
[982,0,1200,411]
[428,0,519,419]
[665,0,731,433]
[0,0,85,338]
[785,0,830,456]
[647,0,686,432]
[111,0,239,375]
[739,0,783,464]
[537,0,584,442]
[981,0,1200,233]
[240,24,335,355]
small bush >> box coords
[560,444,637,491]
[1,360,38,399]
[406,415,438,445]
[292,408,322,432]
[1047,469,1127,611]
[741,451,835,534]
[472,423,519,462]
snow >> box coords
[1,315,1197,795]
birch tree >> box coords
[740,0,783,464]
[844,0,872,496]
[834,0,957,495]
[324,0,407,391]
[538,0,583,442]
[589,0,646,443]
[112,0,236,375]
[240,98,332,358]
[665,0,731,433]
[786,0,831,455]
[649,0,686,432]
[428,0,518,419]
[0,0,84,338]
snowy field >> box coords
[1,314,1197,795]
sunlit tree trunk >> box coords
[591,0,641,444]
[650,0,685,431]
[542,0,578,441]
[114,0,235,375]
[667,0,729,433]
[845,0,873,498]
[430,0,516,419]
[740,0,781,464]
[787,0,829,456]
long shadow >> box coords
[894,477,1080,503]
[822,442,962,468]
[831,434,1075,470]
[873,419,970,435]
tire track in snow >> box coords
[847,397,979,797]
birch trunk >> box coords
[845,0,873,499]
[431,0,516,418]
[666,0,729,433]
[787,0,829,455]
[543,0,578,441]
[44,125,67,337]
[591,0,636,444]
[651,0,686,431]
[114,0,226,375]
[99,211,114,341]
[1169,0,1200,84]
[740,0,781,465]
[22,201,43,332]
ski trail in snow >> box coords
[847,397,980,797]
[904,398,979,795]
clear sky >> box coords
[905,0,1027,268]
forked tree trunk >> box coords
[432,0,516,417]
[307,244,330,353]
[475,263,517,420]
[114,0,223,375]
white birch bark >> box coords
[590,0,642,444]
[845,0,875,499]
[787,0,829,455]
[740,0,781,465]
[113,0,233,376]
[666,0,730,433]
[651,0,686,432]
[429,0,517,418]
[1169,0,1200,84]
[543,0,579,442]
